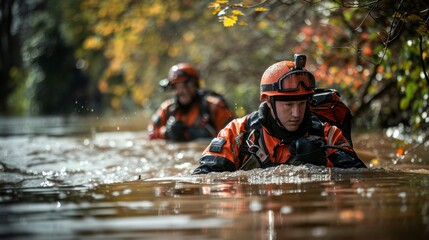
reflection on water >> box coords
[0,117,428,239]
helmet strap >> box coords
[269,97,287,131]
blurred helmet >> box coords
[167,63,200,87]
[260,54,315,101]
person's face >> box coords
[173,81,198,105]
[268,98,307,132]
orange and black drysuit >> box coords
[192,102,366,174]
[148,90,236,141]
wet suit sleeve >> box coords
[324,124,367,168]
[148,100,172,139]
[192,155,236,174]
[192,116,247,174]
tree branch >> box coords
[419,36,429,86]
[353,77,397,119]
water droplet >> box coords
[311,227,327,237]
[126,140,134,147]
[280,206,293,214]
[175,152,184,160]
[249,200,262,212]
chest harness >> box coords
[237,111,349,171]
[166,91,218,138]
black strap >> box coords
[198,90,226,130]
[166,101,178,121]
[238,112,325,165]
[237,111,261,163]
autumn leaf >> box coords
[83,36,103,50]
[212,0,229,4]
[209,1,226,15]
[406,14,421,22]
[254,7,268,12]
[211,6,222,15]
[232,10,244,16]
[238,20,248,26]
[222,15,238,27]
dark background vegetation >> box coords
[1,0,428,131]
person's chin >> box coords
[285,123,300,131]
[178,97,191,105]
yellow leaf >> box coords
[406,14,421,22]
[254,7,268,12]
[214,0,229,4]
[208,3,220,8]
[209,0,228,9]
[222,15,238,27]
[211,6,221,15]
[83,36,103,50]
[232,10,244,16]
[370,158,380,167]
[238,20,248,26]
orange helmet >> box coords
[167,63,200,87]
[260,54,315,101]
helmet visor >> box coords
[169,70,197,85]
[278,70,315,92]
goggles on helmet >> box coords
[260,70,315,93]
[169,70,197,84]
[159,70,198,91]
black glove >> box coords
[289,135,327,166]
[165,117,188,141]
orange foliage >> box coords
[396,148,404,156]
[292,21,371,91]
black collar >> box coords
[258,102,312,143]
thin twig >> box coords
[419,35,429,86]
[354,0,379,31]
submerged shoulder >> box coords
[217,114,249,135]
[159,98,176,110]
[205,94,227,107]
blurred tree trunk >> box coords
[0,0,21,114]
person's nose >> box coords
[291,105,301,117]
[174,86,185,95]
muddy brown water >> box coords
[0,116,428,239]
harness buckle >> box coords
[245,129,268,162]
